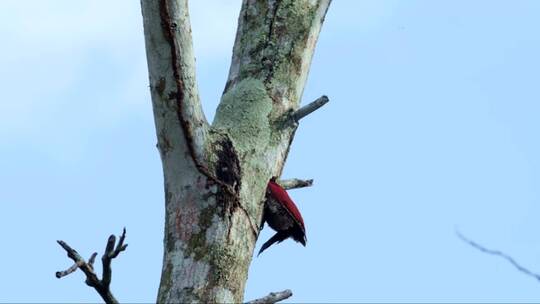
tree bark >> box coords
[140,0,331,302]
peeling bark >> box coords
[141,0,331,302]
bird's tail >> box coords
[257,232,288,256]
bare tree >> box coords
[57,0,331,302]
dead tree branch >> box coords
[55,261,80,279]
[278,178,314,190]
[457,230,540,282]
[294,95,329,122]
[56,228,128,304]
[246,289,293,304]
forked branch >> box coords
[56,228,128,304]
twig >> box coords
[55,262,80,279]
[56,228,128,304]
[88,252,98,269]
[278,178,314,190]
[246,289,293,304]
[456,230,540,282]
[294,95,329,122]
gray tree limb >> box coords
[294,95,330,122]
[247,289,293,304]
[56,229,127,304]
[278,178,314,190]
[141,0,208,170]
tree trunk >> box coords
[140,0,331,302]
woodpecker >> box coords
[258,178,307,255]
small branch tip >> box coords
[278,178,314,190]
[88,252,98,267]
[247,289,293,304]
[294,95,330,122]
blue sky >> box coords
[1,0,540,302]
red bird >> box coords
[258,179,307,255]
